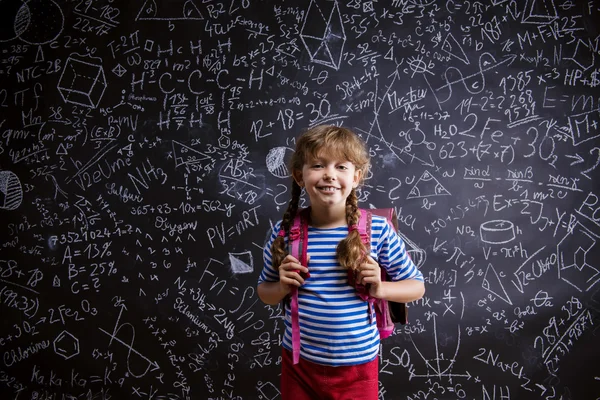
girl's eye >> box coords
[338,165,349,170]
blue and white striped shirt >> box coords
[258,215,423,367]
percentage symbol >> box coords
[101,241,112,257]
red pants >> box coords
[281,348,379,400]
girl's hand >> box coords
[356,256,384,298]
[278,254,310,295]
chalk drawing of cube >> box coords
[58,56,107,108]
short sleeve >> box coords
[374,216,423,282]
[257,220,284,285]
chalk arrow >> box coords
[565,154,584,166]
[536,384,547,395]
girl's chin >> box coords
[308,197,346,207]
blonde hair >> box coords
[271,125,371,270]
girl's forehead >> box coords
[308,146,351,162]
[307,150,351,163]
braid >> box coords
[336,189,366,270]
[271,181,303,269]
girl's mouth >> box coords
[318,186,339,192]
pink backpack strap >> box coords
[288,209,309,365]
[370,209,394,284]
[370,208,408,333]
[353,209,376,324]
[358,208,369,236]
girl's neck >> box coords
[308,206,347,229]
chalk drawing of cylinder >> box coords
[480,220,515,244]
[0,171,23,211]
[57,56,107,108]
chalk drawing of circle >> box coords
[406,126,425,146]
[266,147,293,178]
[17,0,64,45]
[480,220,515,244]
[0,0,29,42]
[0,171,23,211]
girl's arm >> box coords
[372,278,425,303]
[257,281,290,305]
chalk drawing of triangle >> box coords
[483,263,512,305]
[441,33,469,65]
[407,171,451,199]
[136,0,204,21]
[172,141,212,168]
[56,143,68,155]
[229,251,253,274]
[521,0,557,24]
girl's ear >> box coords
[352,168,362,188]
[292,169,304,187]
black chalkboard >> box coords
[1,0,600,399]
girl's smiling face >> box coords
[293,150,362,212]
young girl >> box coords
[257,125,425,400]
